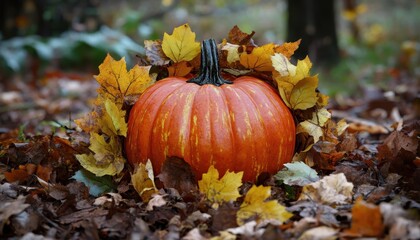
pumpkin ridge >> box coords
[234,82,270,174]
[149,81,190,168]
[127,80,184,162]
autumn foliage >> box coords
[1,23,419,239]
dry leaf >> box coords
[239,43,275,72]
[297,108,332,146]
[144,39,170,65]
[131,160,157,202]
[198,165,243,209]
[289,77,319,110]
[299,226,338,240]
[237,185,293,225]
[95,54,154,104]
[162,23,201,63]
[222,43,241,64]
[167,61,193,77]
[271,53,296,77]
[158,156,197,195]
[228,25,255,45]
[274,39,301,59]
[76,133,125,176]
[298,173,353,205]
[344,197,384,237]
[275,56,319,110]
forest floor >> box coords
[0,54,419,239]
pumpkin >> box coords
[125,39,295,181]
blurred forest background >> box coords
[0,0,419,96]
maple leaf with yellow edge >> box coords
[99,98,127,137]
[237,185,293,225]
[198,165,243,209]
[95,54,154,104]
[297,108,332,151]
[75,98,127,136]
[240,43,275,72]
[131,160,158,202]
[76,133,125,176]
[274,56,319,110]
[162,23,201,63]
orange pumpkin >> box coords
[125,39,295,181]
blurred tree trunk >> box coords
[287,0,339,65]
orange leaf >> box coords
[228,25,255,45]
[239,43,275,72]
[274,39,301,59]
[5,165,30,183]
[167,61,193,77]
[345,197,384,237]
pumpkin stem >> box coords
[187,39,232,86]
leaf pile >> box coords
[0,24,419,239]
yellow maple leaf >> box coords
[76,133,125,176]
[98,99,127,137]
[297,108,331,149]
[289,77,319,110]
[237,185,293,225]
[239,43,275,72]
[75,98,127,136]
[198,165,243,208]
[95,54,154,104]
[274,56,318,110]
[162,23,201,63]
[131,160,158,202]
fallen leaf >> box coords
[162,23,201,63]
[76,133,125,176]
[289,77,319,110]
[271,53,296,77]
[146,194,167,211]
[144,40,170,65]
[274,39,301,59]
[167,61,193,77]
[95,54,154,104]
[93,193,123,206]
[158,156,197,195]
[0,195,30,235]
[275,56,318,110]
[198,165,242,208]
[99,99,127,137]
[299,226,338,240]
[299,173,353,205]
[131,160,158,202]
[228,25,255,45]
[222,43,241,64]
[344,197,384,237]
[72,169,116,197]
[274,161,319,186]
[237,185,293,225]
[239,43,275,72]
[297,108,332,145]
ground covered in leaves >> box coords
[1,25,419,239]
